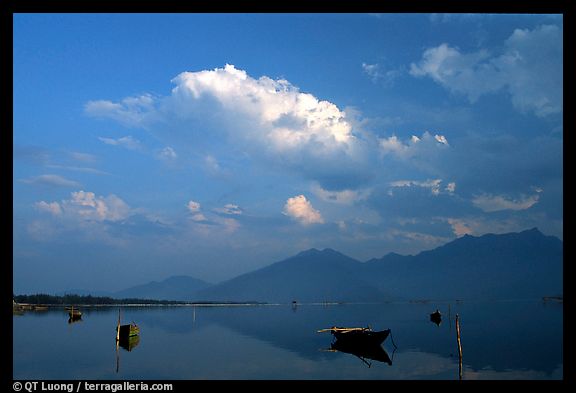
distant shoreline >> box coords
[13,293,268,307]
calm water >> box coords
[13,300,562,380]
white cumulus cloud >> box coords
[283,195,324,225]
[37,190,131,222]
[85,64,372,190]
[410,24,562,117]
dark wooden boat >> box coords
[67,306,82,319]
[117,322,140,339]
[319,327,391,346]
[430,309,442,325]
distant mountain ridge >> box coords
[357,227,563,301]
[58,275,212,301]
[112,275,212,301]
[56,228,562,303]
[195,247,390,303]
[195,228,562,302]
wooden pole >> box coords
[116,308,121,342]
[455,314,463,380]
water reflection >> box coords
[330,339,393,367]
[67,316,82,324]
[118,335,140,352]
[13,301,563,380]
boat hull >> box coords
[332,328,390,346]
[117,324,140,339]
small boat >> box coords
[318,326,391,346]
[116,309,140,341]
[117,322,140,339]
[34,305,49,311]
[67,306,82,319]
[430,309,442,325]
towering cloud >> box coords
[85,64,374,190]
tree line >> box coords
[13,293,185,305]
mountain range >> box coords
[59,228,563,302]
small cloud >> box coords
[46,165,109,176]
[186,200,207,222]
[203,155,228,176]
[445,182,456,193]
[34,201,62,216]
[186,200,202,213]
[362,62,401,85]
[85,94,156,127]
[472,193,540,212]
[311,183,371,205]
[190,213,207,222]
[98,136,142,150]
[282,195,324,225]
[213,204,243,215]
[156,146,178,161]
[69,152,97,163]
[389,179,445,196]
[434,134,449,145]
[20,174,81,188]
[222,217,240,233]
[379,131,449,159]
[446,218,474,237]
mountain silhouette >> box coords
[60,228,562,303]
[196,228,562,302]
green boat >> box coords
[117,322,140,339]
[115,309,140,341]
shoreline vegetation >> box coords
[13,293,268,307]
[13,293,562,309]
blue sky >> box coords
[13,13,563,293]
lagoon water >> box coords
[13,300,562,380]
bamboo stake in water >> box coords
[456,314,463,380]
[116,308,121,342]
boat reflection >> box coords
[68,316,82,324]
[319,326,395,368]
[330,338,393,367]
[115,333,141,374]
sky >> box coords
[12,13,563,294]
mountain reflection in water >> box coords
[13,300,562,380]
